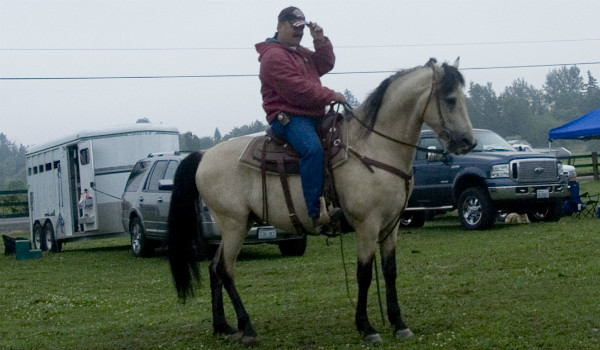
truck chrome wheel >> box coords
[458,187,495,230]
[461,197,483,226]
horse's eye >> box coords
[445,98,457,108]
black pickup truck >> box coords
[402,129,570,230]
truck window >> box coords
[145,161,169,192]
[125,161,150,192]
[416,137,443,160]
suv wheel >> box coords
[527,199,563,222]
[400,211,425,228]
[278,235,307,256]
[130,217,153,257]
[458,187,496,230]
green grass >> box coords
[2,185,600,349]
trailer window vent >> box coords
[80,149,90,165]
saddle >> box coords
[239,111,348,174]
[239,109,351,235]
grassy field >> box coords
[2,182,600,349]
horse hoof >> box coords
[241,335,259,347]
[224,331,243,342]
[363,333,383,344]
[395,328,414,338]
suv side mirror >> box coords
[158,179,174,191]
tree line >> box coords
[178,119,266,151]
[466,66,600,150]
[2,64,599,190]
[0,134,27,190]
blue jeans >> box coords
[270,116,323,218]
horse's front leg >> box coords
[356,237,382,343]
[380,236,413,338]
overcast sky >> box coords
[1,0,599,147]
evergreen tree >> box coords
[223,120,266,140]
[497,79,547,142]
[583,70,600,112]
[0,133,27,190]
[466,82,500,130]
[344,89,361,108]
[543,66,585,121]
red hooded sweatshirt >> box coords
[256,37,337,123]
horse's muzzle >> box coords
[447,132,477,155]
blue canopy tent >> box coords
[549,108,600,141]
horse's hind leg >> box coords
[380,234,413,338]
[209,245,236,336]
[211,237,258,346]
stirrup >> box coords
[318,197,343,224]
[311,217,338,237]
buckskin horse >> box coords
[168,58,476,345]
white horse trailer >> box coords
[25,124,180,252]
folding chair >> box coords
[577,192,599,219]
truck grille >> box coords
[511,159,558,183]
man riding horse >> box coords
[255,6,346,235]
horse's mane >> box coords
[358,61,465,132]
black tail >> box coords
[168,151,203,300]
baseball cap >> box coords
[278,6,306,27]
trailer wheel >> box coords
[43,221,62,252]
[33,222,43,250]
[130,217,152,257]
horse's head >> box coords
[424,58,476,155]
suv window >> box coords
[145,161,169,192]
[124,160,150,192]
[164,160,178,181]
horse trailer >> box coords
[25,124,180,252]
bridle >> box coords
[342,62,448,155]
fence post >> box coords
[593,152,599,181]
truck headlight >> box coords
[557,162,563,177]
[491,164,510,178]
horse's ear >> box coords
[426,58,437,68]
[452,57,460,69]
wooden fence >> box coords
[0,190,28,218]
